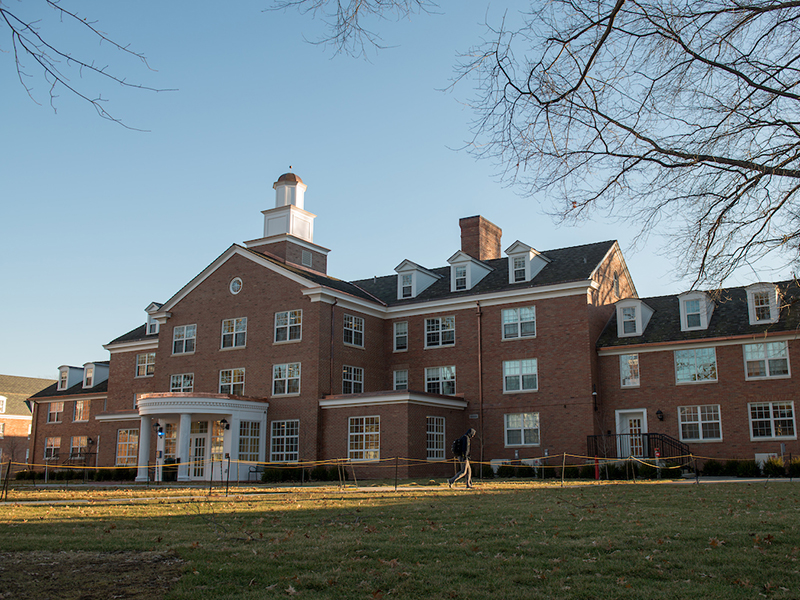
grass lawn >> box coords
[1,480,798,599]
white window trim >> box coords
[272,362,301,396]
[426,416,446,461]
[73,399,89,422]
[743,341,791,381]
[221,317,247,349]
[620,354,640,388]
[348,415,380,461]
[501,307,536,340]
[674,347,718,385]
[678,292,712,332]
[58,369,68,391]
[219,368,245,396]
[270,419,300,462]
[504,412,541,447]
[678,404,723,442]
[748,401,796,441]
[502,359,538,393]
[746,284,779,325]
[274,310,303,344]
[170,373,194,393]
[393,321,408,352]
[172,324,197,355]
[83,366,94,389]
[393,369,408,391]
[0,396,5,414]
[47,402,64,423]
[425,366,456,396]
[342,365,364,394]
[135,352,156,378]
[343,314,365,348]
[425,316,456,349]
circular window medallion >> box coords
[229,277,243,295]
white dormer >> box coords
[57,365,84,391]
[678,291,714,332]
[82,362,109,389]
[615,298,654,337]
[505,241,551,284]
[746,283,780,325]
[145,302,163,335]
[394,260,441,300]
[447,251,493,292]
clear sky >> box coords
[1,1,790,379]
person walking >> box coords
[448,428,477,489]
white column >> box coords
[177,413,192,482]
[135,416,152,482]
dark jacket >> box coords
[458,429,477,459]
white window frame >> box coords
[426,416,445,461]
[115,429,139,466]
[221,317,247,349]
[70,435,88,457]
[748,401,796,440]
[173,324,197,354]
[502,307,536,340]
[273,363,301,396]
[170,373,194,393]
[454,265,467,291]
[343,314,364,347]
[393,369,408,391]
[83,366,94,388]
[348,416,380,461]
[620,354,640,388]
[0,423,4,438]
[58,370,68,391]
[400,273,413,299]
[136,352,156,377]
[504,413,540,447]
[73,399,89,422]
[147,315,160,335]
[678,405,722,442]
[271,420,300,462]
[393,321,408,352]
[239,421,261,463]
[512,256,527,282]
[746,284,779,325]
[425,316,455,348]
[503,359,538,393]
[44,437,60,460]
[674,347,718,384]
[622,306,637,335]
[0,396,5,414]
[219,368,245,396]
[425,366,456,396]
[275,310,302,343]
[47,402,64,423]
[342,365,364,394]
[684,299,702,329]
[743,341,790,380]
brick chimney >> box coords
[459,216,502,261]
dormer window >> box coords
[147,315,159,335]
[746,283,779,325]
[616,299,653,338]
[455,266,467,291]
[622,307,637,334]
[401,274,413,298]
[83,366,94,389]
[513,257,526,282]
[685,300,701,328]
[678,291,714,331]
[58,369,68,391]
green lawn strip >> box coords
[2,482,798,599]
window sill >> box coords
[745,375,791,382]
[343,343,365,350]
[501,336,537,342]
[393,348,408,353]
[504,443,540,448]
[424,345,456,350]
[273,339,302,346]
[675,379,718,385]
[219,346,246,352]
[135,374,155,379]
[621,384,640,389]
[750,435,797,442]
[502,389,538,394]
[171,351,196,357]
[271,392,301,398]
[680,438,723,444]
[426,457,447,462]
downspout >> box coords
[329,299,338,396]
[476,301,484,474]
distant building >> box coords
[0,374,55,475]
[27,173,800,481]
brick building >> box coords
[0,374,54,475]
[27,173,799,481]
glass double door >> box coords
[189,420,225,480]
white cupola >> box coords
[274,172,307,209]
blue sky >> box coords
[1,1,789,379]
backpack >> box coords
[451,437,464,457]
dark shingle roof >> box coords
[0,375,56,415]
[29,378,108,400]
[596,280,800,348]
[107,324,157,346]
[353,240,617,306]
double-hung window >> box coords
[271,420,299,462]
[505,413,540,446]
[71,436,88,457]
[221,318,247,348]
[275,310,302,342]
[349,416,380,460]
[425,366,455,395]
[173,324,196,354]
[744,342,789,379]
[684,300,702,328]
[45,437,60,460]
[503,359,538,392]
[454,266,467,291]
[401,274,413,298]
[513,256,526,282]
[219,368,245,395]
[47,402,64,423]
[679,405,722,441]
[425,317,455,348]
[753,291,773,321]
[426,416,445,460]
[622,307,637,334]
[749,402,795,439]
[73,400,89,422]
[502,307,536,339]
[136,352,156,377]
[170,373,194,393]
[342,366,364,394]
[620,354,640,387]
[393,369,408,391]
[343,314,364,347]
[675,348,717,383]
[239,421,261,462]
[394,321,408,351]
[115,429,138,466]
[273,363,301,395]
